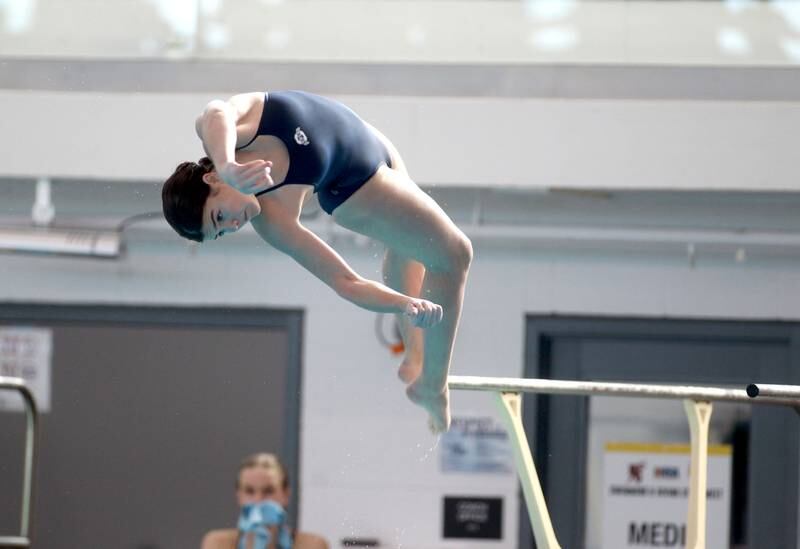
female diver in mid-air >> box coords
[161,90,472,432]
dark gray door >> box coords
[0,304,302,549]
[521,317,800,549]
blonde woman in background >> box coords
[201,453,328,549]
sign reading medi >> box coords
[603,443,731,548]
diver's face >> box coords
[201,172,261,241]
[236,467,290,508]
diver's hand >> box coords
[218,160,274,195]
[404,298,444,328]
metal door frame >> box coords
[521,315,800,548]
[0,302,304,525]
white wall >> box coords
[2,233,799,548]
[3,90,800,192]
[3,1,800,66]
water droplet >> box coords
[417,435,441,462]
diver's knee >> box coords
[446,232,473,274]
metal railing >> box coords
[0,377,39,549]
[447,375,800,549]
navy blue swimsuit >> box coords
[236,91,392,214]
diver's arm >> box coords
[195,99,238,169]
[253,218,442,326]
[195,95,273,194]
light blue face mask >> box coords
[237,500,293,549]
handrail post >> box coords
[494,391,562,549]
[683,400,712,549]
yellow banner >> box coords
[605,442,732,456]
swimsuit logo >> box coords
[294,127,310,146]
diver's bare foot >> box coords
[397,358,423,384]
[406,381,451,433]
